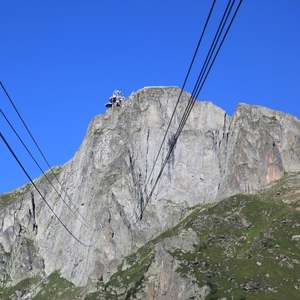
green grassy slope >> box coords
[0,272,81,300]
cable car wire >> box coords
[0,81,84,222]
[172,0,237,140]
[144,0,217,192]
[0,108,92,229]
[0,130,92,247]
[140,0,244,220]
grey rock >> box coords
[143,244,209,300]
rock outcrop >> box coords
[0,86,299,290]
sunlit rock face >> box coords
[0,86,299,287]
[218,103,300,197]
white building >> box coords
[105,90,125,109]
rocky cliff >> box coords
[0,87,299,298]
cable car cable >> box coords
[140,0,244,219]
[144,0,217,191]
[0,108,92,229]
[0,130,93,247]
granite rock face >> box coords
[0,86,299,289]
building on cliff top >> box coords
[105,90,125,109]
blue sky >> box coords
[1,0,300,193]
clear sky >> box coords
[1,0,300,193]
